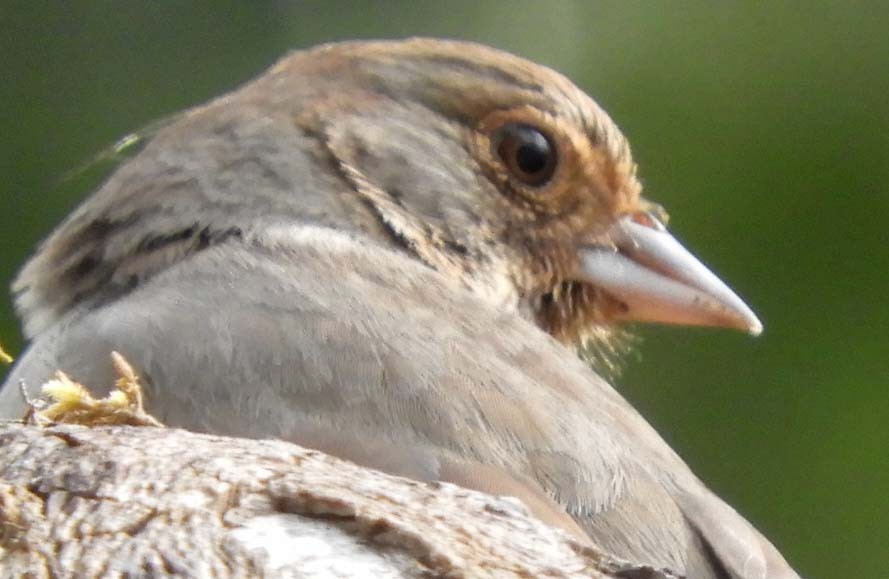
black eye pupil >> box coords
[516,141,548,175]
[494,123,557,186]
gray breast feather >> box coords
[0,227,794,578]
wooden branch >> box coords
[0,423,678,578]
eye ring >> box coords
[491,123,558,187]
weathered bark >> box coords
[0,423,675,578]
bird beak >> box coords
[577,214,763,335]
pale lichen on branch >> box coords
[24,351,162,427]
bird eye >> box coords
[492,123,557,187]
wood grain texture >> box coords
[0,423,678,579]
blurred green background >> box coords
[1,2,886,576]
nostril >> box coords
[630,211,667,232]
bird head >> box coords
[13,39,761,355]
[283,39,762,348]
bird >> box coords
[0,38,799,578]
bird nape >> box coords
[0,38,798,579]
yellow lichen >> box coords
[28,352,162,427]
[0,343,12,365]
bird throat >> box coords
[535,281,635,378]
